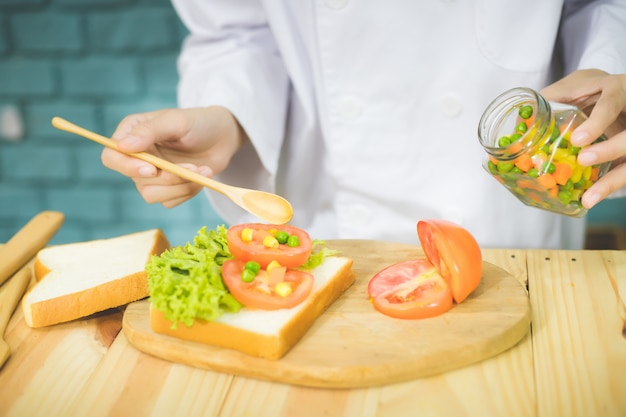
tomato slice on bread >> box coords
[368,259,453,319]
[417,219,482,303]
[227,223,313,269]
[222,259,314,310]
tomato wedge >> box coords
[227,223,313,269]
[222,259,314,310]
[367,259,453,319]
[417,219,482,303]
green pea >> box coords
[574,178,586,189]
[569,146,581,156]
[242,261,261,282]
[541,145,551,154]
[497,162,515,173]
[511,166,524,174]
[542,161,556,174]
[558,138,569,148]
[527,167,539,178]
[557,190,572,205]
[488,160,499,174]
[519,105,534,120]
[510,133,522,142]
[498,136,511,147]
[550,127,560,142]
[274,230,289,244]
[287,235,300,247]
[242,269,257,283]
[515,122,528,133]
[562,179,574,191]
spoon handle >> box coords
[51,117,235,197]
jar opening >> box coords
[478,87,550,161]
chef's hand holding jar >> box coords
[541,69,626,209]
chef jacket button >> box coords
[442,207,464,225]
[337,97,363,120]
[325,0,348,9]
[440,94,462,118]
[348,204,371,225]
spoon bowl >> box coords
[51,117,293,225]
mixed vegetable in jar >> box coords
[478,87,611,218]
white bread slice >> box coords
[150,256,354,360]
[22,229,170,328]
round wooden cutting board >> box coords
[123,240,530,388]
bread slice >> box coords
[22,229,170,328]
[150,256,354,360]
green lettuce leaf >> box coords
[146,225,243,328]
[298,239,339,270]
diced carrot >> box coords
[517,178,543,191]
[537,173,557,190]
[548,186,558,198]
[519,115,535,128]
[508,141,523,154]
[514,153,533,172]
[553,162,573,186]
[268,266,287,286]
[590,166,600,181]
[527,190,544,203]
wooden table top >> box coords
[1,248,625,417]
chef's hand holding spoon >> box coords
[102,106,246,208]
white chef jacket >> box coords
[170,0,626,249]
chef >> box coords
[103,0,626,249]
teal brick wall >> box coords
[0,0,624,249]
[0,0,225,247]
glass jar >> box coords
[477,87,611,218]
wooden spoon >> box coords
[0,259,33,368]
[51,117,294,225]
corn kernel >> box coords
[266,260,282,273]
[269,228,279,236]
[241,228,254,242]
[263,235,279,248]
[274,282,292,298]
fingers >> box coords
[583,160,626,209]
[571,76,626,147]
[578,129,626,166]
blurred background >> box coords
[1,0,625,248]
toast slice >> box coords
[22,229,170,328]
[150,256,354,360]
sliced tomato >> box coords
[222,259,314,310]
[417,219,482,303]
[367,259,453,319]
[227,223,313,269]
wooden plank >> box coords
[528,250,626,417]
[67,332,234,417]
[0,307,122,417]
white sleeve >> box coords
[171,0,289,204]
[559,0,626,75]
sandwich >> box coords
[147,223,354,360]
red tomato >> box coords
[417,219,482,303]
[367,259,453,319]
[222,259,314,310]
[227,223,313,269]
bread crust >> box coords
[23,229,171,328]
[150,258,355,360]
